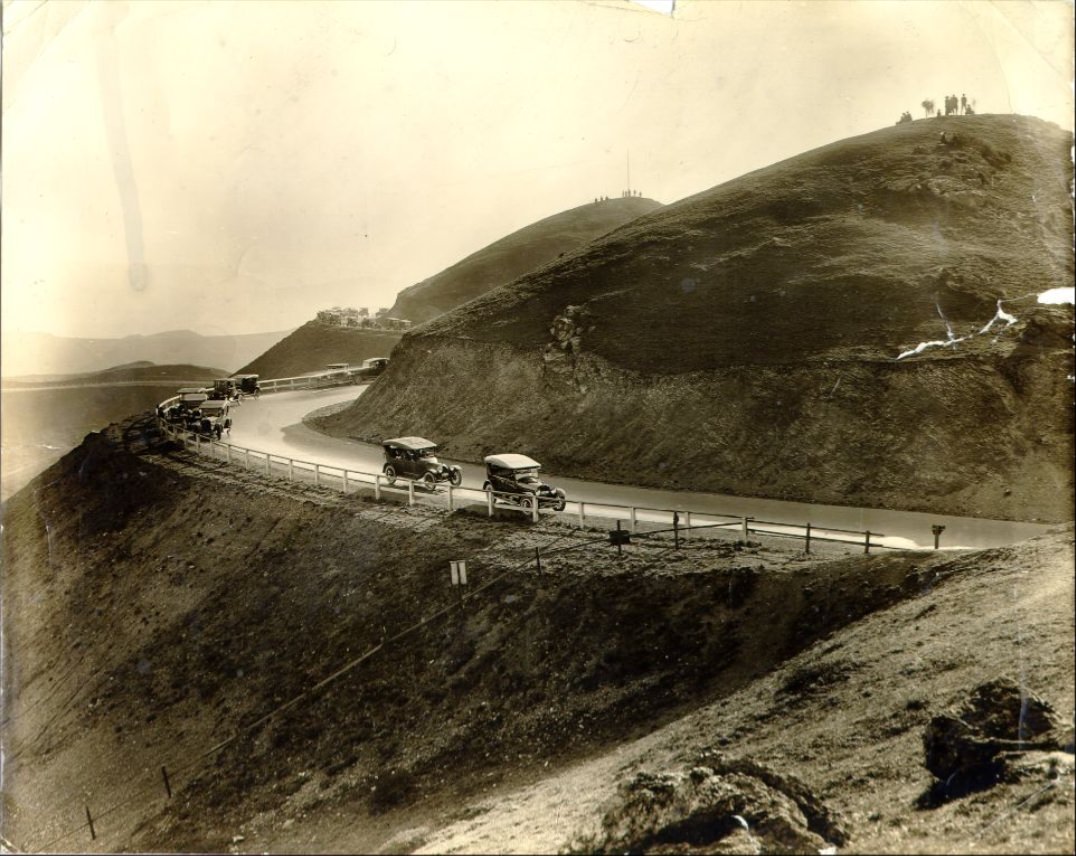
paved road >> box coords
[223,387,1051,551]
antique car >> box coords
[482,454,567,511]
[231,374,261,395]
[382,437,463,489]
[208,378,237,400]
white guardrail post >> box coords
[314,464,320,486]
[684,510,691,541]
[630,507,637,533]
[408,480,415,506]
[578,501,585,528]
[486,489,494,517]
[447,484,454,511]
[265,454,271,476]
[531,497,539,523]
[288,459,294,481]
[342,471,349,493]
[374,473,381,500]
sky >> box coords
[2,0,1073,339]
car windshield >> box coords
[514,470,540,484]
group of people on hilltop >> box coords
[944,93,973,116]
[900,93,976,125]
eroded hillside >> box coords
[318,115,1075,522]
[2,421,1071,854]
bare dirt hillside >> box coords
[388,196,662,324]
[317,115,1074,522]
[234,321,403,379]
[1,421,1071,853]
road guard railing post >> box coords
[864,530,871,554]
[741,516,751,542]
[313,463,320,487]
[408,480,415,506]
[630,506,637,533]
[684,510,691,541]
[578,501,585,528]
[486,488,494,517]
[374,473,381,500]
[265,454,271,476]
[447,483,454,511]
[932,524,946,550]
[531,496,539,523]
[288,459,294,481]
[673,511,680,550]
[244,448,251,469]
[343,470,349,493]
[805,522,812,554]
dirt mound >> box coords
[568,756,847,854]
[921,678,1069,805]
[319,116,1074,522]
[388,196,661,324]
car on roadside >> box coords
[482,454,567,512]
[382,437,463,489]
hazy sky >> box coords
[2,0,1073,339]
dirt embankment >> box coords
[314,306,1074,523]
[8,421,1068,854]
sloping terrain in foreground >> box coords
[1,421,1071,853]
[235,321,403,378]
[388,196,661,324]
[319,115,1074,522]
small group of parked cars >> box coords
[380,438,567,513]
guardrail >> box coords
[157,418,913,553]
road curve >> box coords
[224,387,1052,551]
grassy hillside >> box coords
[388,196,661,323]
[235,321,403,378]
[321,115,1074,520]
[2,424,1070,853]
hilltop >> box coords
[317,115,1074,522]
[2,422,1071,853]
[234,321,403,378]
[387,196,661,323]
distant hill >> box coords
[318,115,1074,521]
[387,196,661,323]
[234,321,403,379]
[0,328,295,378]
[1,363,229,389]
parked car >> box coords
[382,437,463,489]
[483,454,567,511]
[359,357,390,378]
[208,378,237,400]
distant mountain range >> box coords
[1,328,294,379]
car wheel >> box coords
[482,481,492,492]
[422,472,437,491]
[449,467,463,487]
[522,496,536,514]
[553,489,567,512]
[384,465,397,485]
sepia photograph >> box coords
[1,0,1073,852]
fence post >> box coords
[683,510,691,541]
[408,480,415,506]
[265,454,271,476]
[288,459,294,481]
[531,495,539,523]
[673,511,680,550]
[447,483,454,511]
[244,448,251,469]
[314,464,320,486]
[805,522,811,554]
[225,444,232,464]
[487,488,494,517]
[374,473,382,500]
[741,516,750,542]
[864,530,871,554]
[578,501,585,528]
[342,470,349,493]
[629,506,637,533]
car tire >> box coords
[553,489,567,512]
[384,465,397,485]
[422,472,437,491]
[449,467,463,487]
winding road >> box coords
[223,386,1051,551]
